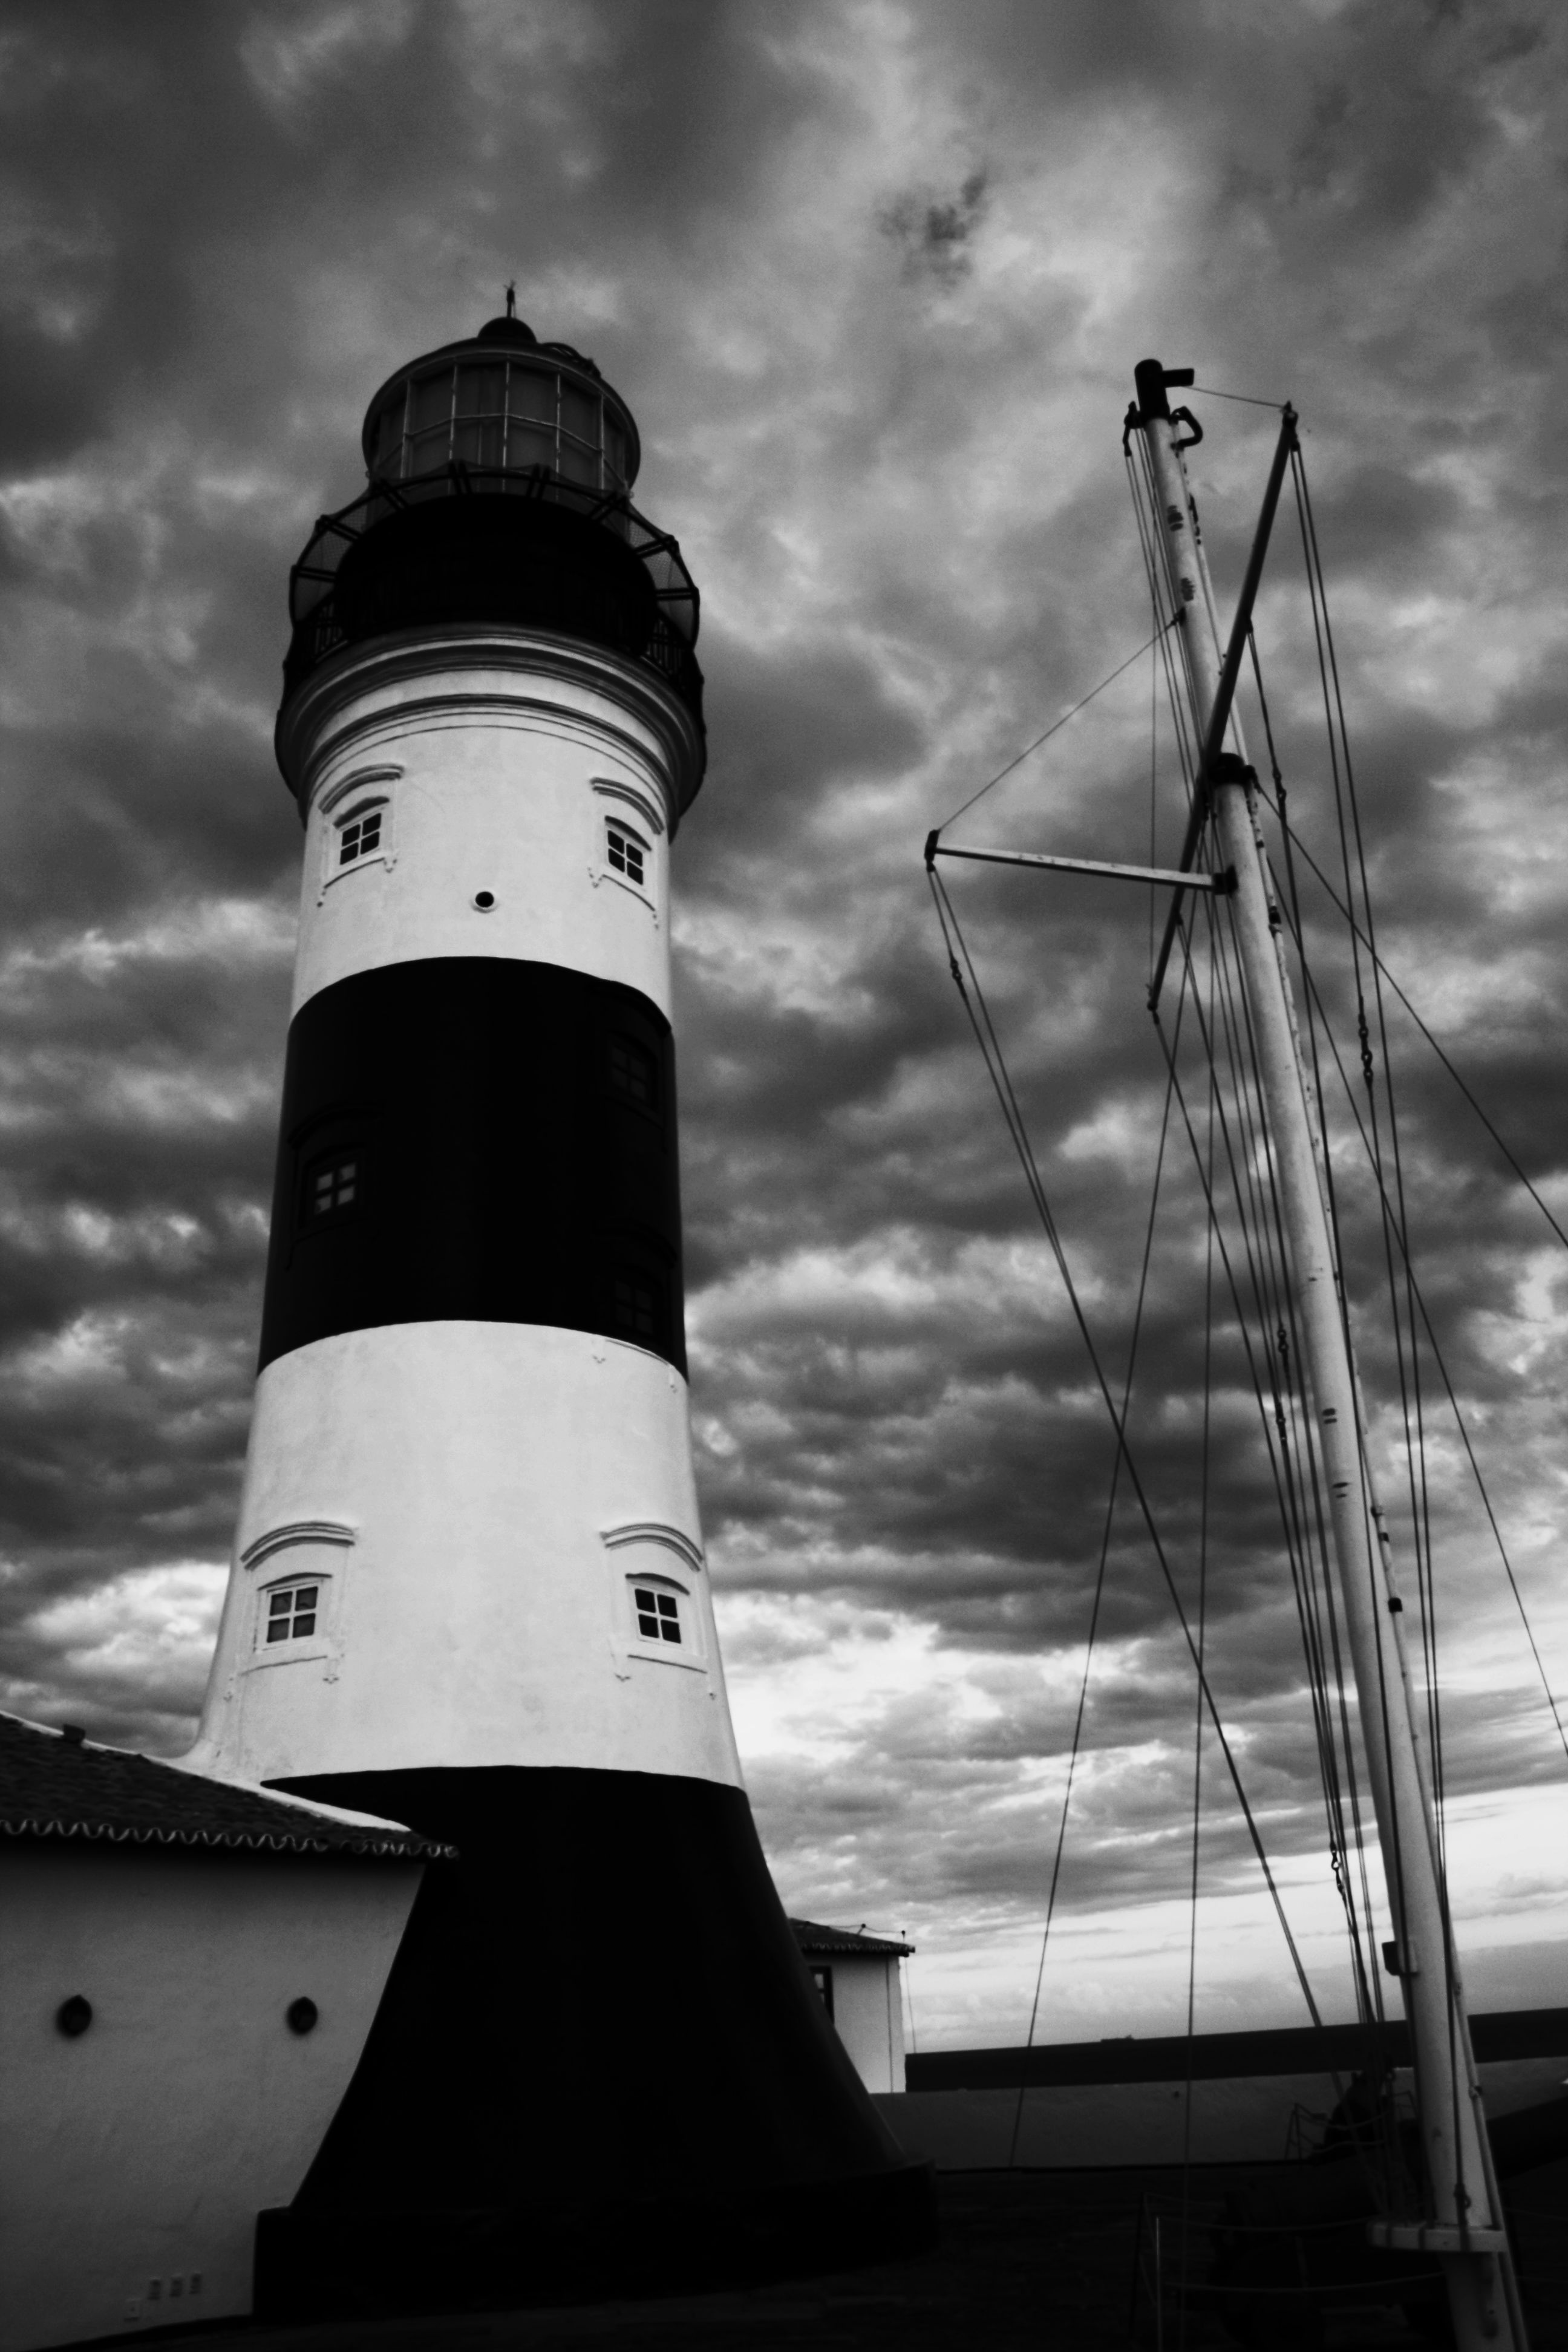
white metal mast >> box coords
[1131,358,1524,2352]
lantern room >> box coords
[359,312,641,497]
[279,312,702,736]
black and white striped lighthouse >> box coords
[189,313,930,2313]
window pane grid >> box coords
[265,1584,321,1645]
[612,1270,659,1339]
[606,825,645,887]
[338,809,382,865]
[607,1035,658,1111]
[632,1586,682,1645]
[307,1154,359,1222]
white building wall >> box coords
[826,1956,907,2096]
[0,1842,421,2352]
[191,1320,743,1791]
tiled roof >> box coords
[789,1915,913,1958]
[0,1711,452,1861]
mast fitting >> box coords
[1132,359,1195,425]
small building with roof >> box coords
[0,1710,446,2352]
[790,1918,913,2094]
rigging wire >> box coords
[1272,437,1542,2207]
[1249,753,1568,1261]
[936,624,1176,831]
[1153,934,1385,2040]
[1250,571,1565,1806]
[1189,384,1290,411]
[1250,482,1457,2170]
[1280,905,1568,1774]
[927,861,1329,2031]
[1005,1002,1186,2170]
[1262,768,1568,1760]
[1122,441,1391,2057]
[1254,671,1390,2030]
[1289,452,1446,1870]
[1123,437,1386,2043]
[1178,950,1218,2347]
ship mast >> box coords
[1131,359,1524,2352]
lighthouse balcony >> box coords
[281,466,705,730]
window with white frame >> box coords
[605,820,647,890]
[238,1521,353,1676]
[338,806,383,865]
[261,1579,324,1649]
[331,796,391,878]
[629,1575,685,1648]
[602,1522,706,1673]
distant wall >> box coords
[877,2057,1568,2171]
[1,1841,421,2352]
[906,2009,1568,2090]
[822,1955,906,2094]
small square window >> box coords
[338,809,383,866]
[606,823,646,889]
[632,1584,683,1645]
[607,1034,659,1113]
[304,1149,361,1226]
[612,1268,662,1342]
[264,1584,320,1646]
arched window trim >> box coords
[316,765,401,899]
[601,1521,707,1675]
[589,783,659,924]
[601,1520,704,1575]
[239,1522,353,1677]
[590,776,666,838]
[324,794,394,892]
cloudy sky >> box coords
[2,0,1566,2048]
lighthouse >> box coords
[188,312,930,2314]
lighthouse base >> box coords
[256,1765,935,2316]
[255,2164,935,2321]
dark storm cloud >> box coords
[0,0,1565,2034]
[880,172,991,289]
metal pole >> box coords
[1132,359,1523,2352]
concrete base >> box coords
[255,2166,937,2321]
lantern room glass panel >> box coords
[506,367,556,424]
[370,399,403,478]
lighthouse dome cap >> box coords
[361,315,638,491]
[476,312,538,347]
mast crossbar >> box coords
[927,838,1236,893]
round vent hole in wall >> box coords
[286,1997,319,2036]
[472,890,495,911]
[56,1994,93,2037]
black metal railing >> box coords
[281,463,705,729]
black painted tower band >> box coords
[260,957,686,1375]
[255,1766,933,2317]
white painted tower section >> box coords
[191,627,741,1793]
